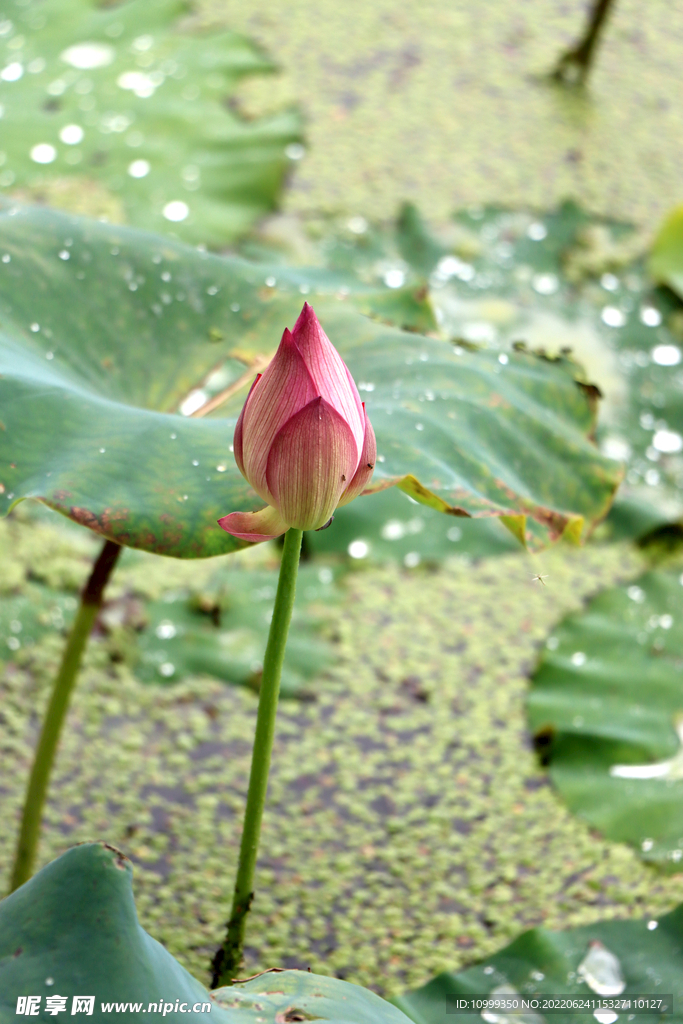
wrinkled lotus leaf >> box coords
[0,843,411,1023]
[392,905,682,1023]
[528,569,683,869]
[0,204,621,557]
[306,486,520,563]
[0,0,301,245]
[258,202,683,541]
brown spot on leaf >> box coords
[230,967,287,984]
[275,1010,322,1023]
[70,506,101,530]
[103,842,129,869]
[101,507,130,529]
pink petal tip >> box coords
[217,505,288,543]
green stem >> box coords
[551,0,616,84]
[211,527,303,988]
[9,538,122,893]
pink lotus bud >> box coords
[218,303,376,541]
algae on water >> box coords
[4,510,683,994]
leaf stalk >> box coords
[8,538,122,893]
[551,0,616,85]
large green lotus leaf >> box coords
[0,843,411,1024]
[222,297,621,551]
[0,203,621,556]
[214,972,412,1024]
[305,473,521,563]
[256,202,683,541]
[0,0,301,245]
[392,907,683,1024]
[0,842,227,1021]
[528,569,683,869]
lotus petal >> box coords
[266,397,358,531]
[240,328,317,503]
[291,303,365,452]
[338,405,377,507]
[217,503,288,542]
[233,372,261,478]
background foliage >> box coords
[0,0,301,243]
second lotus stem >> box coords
[551,0,616,84]
[9,538,122,893]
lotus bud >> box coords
[218,303,376,541]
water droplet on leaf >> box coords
[155,621,176,640]
[651,344,680,366]
[641,307,662,327]
[30,143,56,164]
[601,306,626,328]
[577,941,626,996]
[128,159,150,178]
[285,142,305,160]
[1,62,23,81]
[163,201,189,222]
[526,222,547,241]
[59,124,84,145]
[384,268,405,289]
[61,43,115,69]
[531,273,558,295]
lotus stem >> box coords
[551,0,616,85]
[8,538,122,893]
[211,527,303,987]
